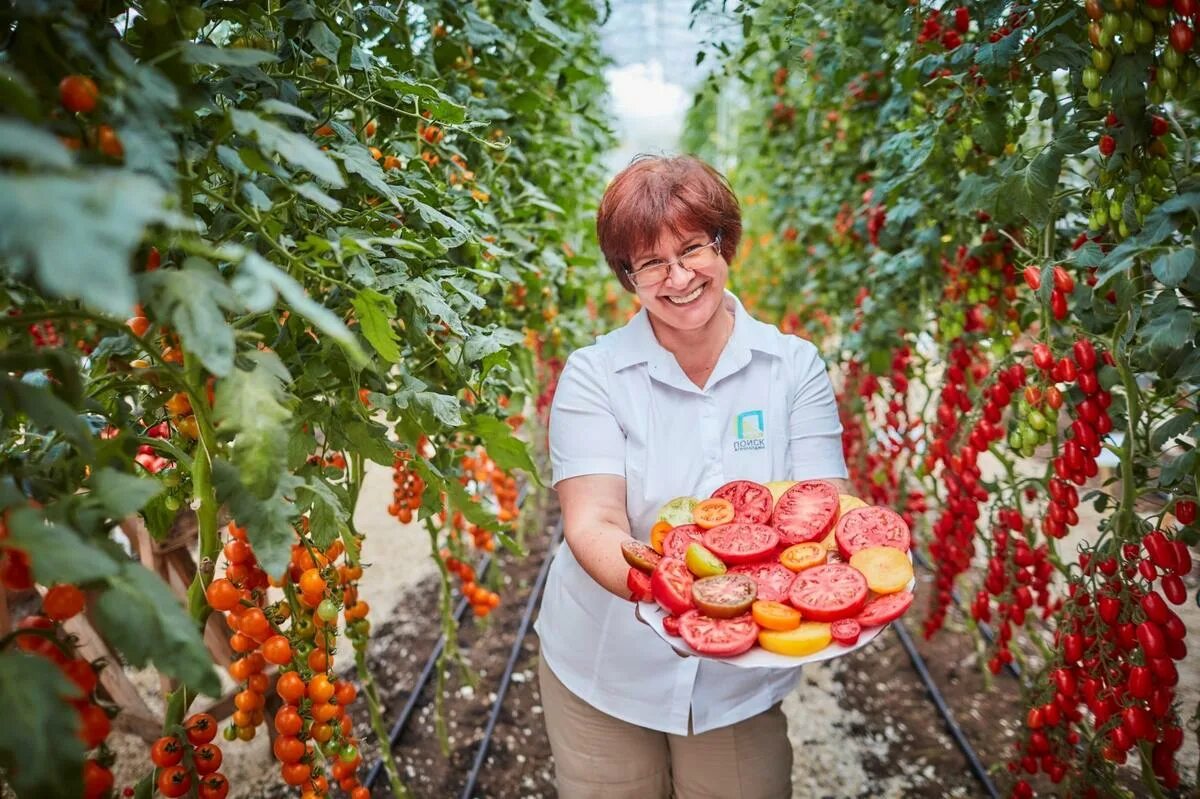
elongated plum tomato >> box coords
[678,609,759,657]
[710,479,773,524]
[701,522,779,565]
[771,480,839,545]
[691,573,757,619]
[834,506,912,559]
[651,558,694,615]
[621,539,662,573]
[729,561,796,602]
[788,563,868,622]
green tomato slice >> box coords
[657,496,699,527]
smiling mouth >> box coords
[664,282,707,305]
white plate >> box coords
[634,552,916,669]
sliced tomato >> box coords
[711,480,773,524]
[830,618,861,646]
[662,614,682,637]
[678,610,759,657]
[693,497,736,529]
[684,542,727,578]
[649,520,673,554]
[621,539,662,573]
[657,496,699,527]
[752,600,801,631]
[788,563,868,622]
[771,480,840,545]
[835,506,912,559]
[691,573,757,618]
[627,568,652,602]
[757,621,832,657]
[729,561,796,602]
[855,590,914,627]
[702,522,779,565]
[779,542,827,572]
[663,524,706,558]
[651,558,694,615]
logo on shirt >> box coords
[733,410,766,452]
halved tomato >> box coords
[779,542,827,572]
[693,497,735,529]
[752,600,801,631]
[651,558,694,615]
[684,542,727,578]
[788,563,868,622]
[729,561,795,602]
[702,522,779,565]
[621,540,662,574]
[662,614,682,637]
[835,506,912,559]
[856,590,914,627]
[691,573,757,619]
[830,618,861,646]
[663,524,705,558]
[711,480,773,524]
[627,568,652,602]
[771,481,840,545]
[757,621,832,657]
[678,610,759,657]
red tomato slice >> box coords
[771,481,840,545]
[663,524,706,559]
[627,568,652,602]
[691,573,757,618]
[701,522,779,565]
[729,561,796,603]
[835,506,912,559]
[662,614,682,637]
[651,558,694,615]
[788,563,868,622]
[855,590,914,627]
[830,618,861,646]
[711,480,773,524]
[678,610,759,657]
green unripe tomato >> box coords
[179,5,205,33]
[1145,6,1169,23]
[293,617,317,640]
[1119,35,1138,55]
[340,743,359,763]
[1112,183,1127,202]
[163,494,181,511]
[1158,66,1177,90]
[1028,409,1048,432]
[1118,12,1134,33]
[1087,89,1105,108]
[1109,199,1123,221]
[1082,68,1102,89]
[317,598,340,622]
[1133,19,1154,44]
[1008,429,1024,451]
[1163,46,1184,69]
[1101,14,1121,37]
[1136,193,1154,214]
[142,0,171,25]
[1155,158,1171,177]
[1090,189,1106,207]
[1118,218,1130,238]
[351,618,371,637]
[1094,206,1110,227]
[1148,83,1166,104]
[223,725,238,742]
[1092,49,1113,72]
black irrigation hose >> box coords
[458,520,562,799]
[893,619,1003,799]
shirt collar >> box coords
[610,290,782,374]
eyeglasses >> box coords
[626,236,723,288]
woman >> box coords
[534,154,849,798]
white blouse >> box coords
[535,291,848,734]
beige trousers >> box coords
[537,657,793,799]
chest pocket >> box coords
[724,365,788,484]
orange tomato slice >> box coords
[649,520,673,554]
[693,498,735,530]
[780,542,827,572]
[752,600,801,631]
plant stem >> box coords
[354,644,411,798]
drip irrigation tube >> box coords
[893,619,1003,799]
[458,521,562,799]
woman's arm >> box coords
[556,473,637,599]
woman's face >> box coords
[630,228,729,333]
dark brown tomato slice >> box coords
[830,618,861,646]
[771,481,840,545]
[621,539,662,574]
[678,610,760,657]
[729,561,796,603]
[834,506,912,559]
[701,522,779,565]
[711,480,773,524]
[855,590,914,627]
[627,568,652,603]
[662,614,682,637]
[650,558,694,615]
[691,573,757,619]
[663,524,706,559]
[788,563,868,622]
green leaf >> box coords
[413,391,464,427]
[142,258,241,377]
[342,420,396,465]
[0,171,169,316]
[231,109,345,188]
[409,198,472,248]
[380,76,467,124]
[259,98,316,121]
[212,460,299,579]
[1152,411,1196,452]
[400,276,465,334]
[351,289,401,363]
[0,653,86,798]
[1001,150,1063,225]
[214,351,292,499]
[93,562,221,696]
[307,21,342,61]
[4,507,121,585]
[468,414,540,481]
[0,377,95,456]
[1140,308,1193,363]
[182,44,279,66]
[1151,247,1197,288]
[0,119,72,168]
[293,181,342,212]
[296,478,347,550]
[89,468,162,519]
[336,145,394,200]
[464,328,525,363]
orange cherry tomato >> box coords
[308,673,335,704]
[261,635,292,666]
[59,75,99,114]
[692,498,735,530]
[752,600,802,631]
[205,578,242,612]
[184,712,218,745]
[274,706,303,736]
[276,671,306,704]
[273,734,306,763]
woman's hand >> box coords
[556,473,638,599]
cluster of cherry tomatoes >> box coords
[915,5,971,51]
[149,713,227,798]
[387,451,424,525]
[55,74,123,159]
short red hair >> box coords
[596,155,742,291]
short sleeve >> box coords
[787,340,849,481]
[548,348,626,487]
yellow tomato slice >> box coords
[693,497,735,530]
[757,622,833,657]
[685,542,727,578]
[779,542,827,572]
[765,480,797,504]
[752,600,801,631]
[649,520,673,554]
[848,546,913,594]
[837,493,868,520]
